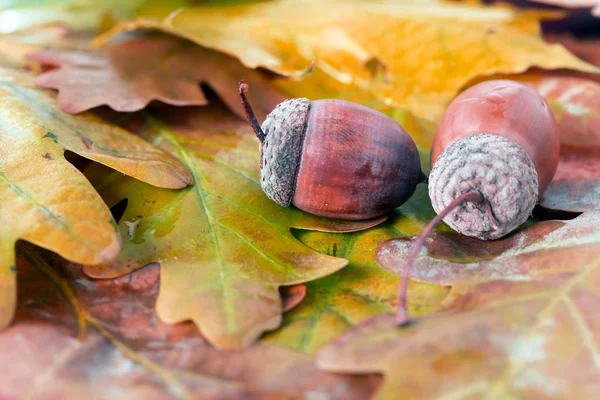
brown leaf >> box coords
[30,32,285,119]
[377,212,600,285]
[280,284,307,313]
[0,244,380,399]
[531,0,600,16]
[317,265,600,399]
[319,181,600,398]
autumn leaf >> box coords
[262,212,450,354]
[261,108,446,353]
[316,265,600,399]
[527,75,600,146]
[377,207,600,285]
[0,0,146,33]
[545,34,600,67]
[0,67,191,331]
[31,32,285,119]
[83,103,386,350]
[318,181,600,398]
[0,244,381,399]
[0,22,71,69]
[530,0,600,16]
[97,0,598,122]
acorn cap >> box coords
[259,98,310,206]
[428,133,539,240]
[238,83,311,207]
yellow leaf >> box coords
[99,0,598,121]
[0,67,191,329]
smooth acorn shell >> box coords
[431,80,560,192]
[292,100,422,220]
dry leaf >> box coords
[319,182,600,399]
[31,32,285,119]
[316,264,600,399]
[83,104,386,350]
[0,0,145,34]
[0,22,70,69]
[262,111,446,354]
[377,209,600,285]
[0,244,380,399]
[0,67,191,331]
[530,0,600,16]
[545,34,600,67]
[262,216,449,354]
[98,0,598,121]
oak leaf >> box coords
[316,263,600,399]
[99,0,598,121]
[0,67,191,331]
[320,184,600,399]
[0,22,71,69]
[31,32,285,120]
[262,111,446,354]
[0,244,380,399]
[262,215,450,354]
[83,104,386,349]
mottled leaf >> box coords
[84,104,385,349]
[0,67,191,330]
[31,32,285,119]
[262,214,449,354]
[541,179,600,212]
[377,211,600,285]
[317,262,600,399]
[528,75,600,147]
[99,0,598,121]
[0,244,380,399]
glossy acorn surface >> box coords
[431,79,560,192]
[293,100,423,220]
[429,80,560,240]
[239,83,424,221]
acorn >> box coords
[239,83,425,220]
[429,79,560,240]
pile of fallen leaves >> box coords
[1,0,600,398]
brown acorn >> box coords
[239,83,425,220]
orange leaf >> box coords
[99,0,598,122]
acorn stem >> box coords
[396,190,484,327]
[239,82,266,144]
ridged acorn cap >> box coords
[428,133,538,240]
[239,83,310,207]
[260,98,310,206]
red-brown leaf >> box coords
[29,32,285,120]
[0,245,380,399]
